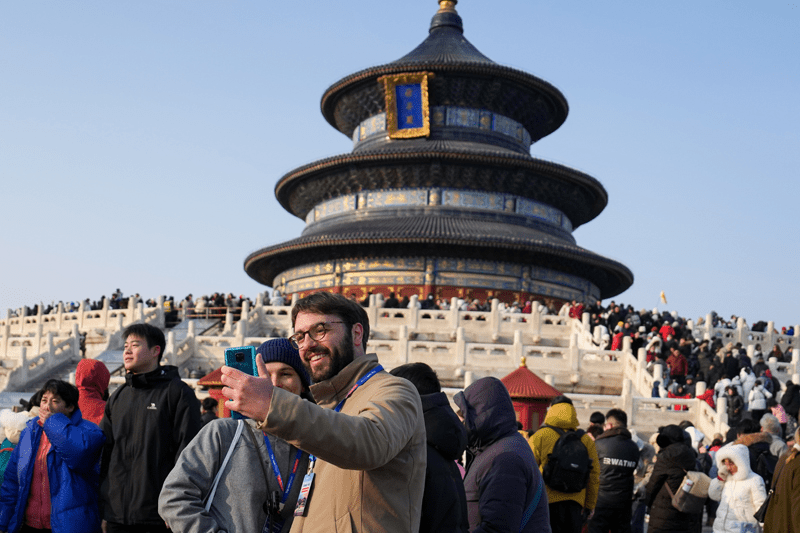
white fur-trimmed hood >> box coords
[715,443,752,481]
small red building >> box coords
[501,357,561,431]
[197,367,230,418]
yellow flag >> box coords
[660,291,667,304]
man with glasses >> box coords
[222,291,426,533]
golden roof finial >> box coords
[520,356,527,368]
[438,0,458,14]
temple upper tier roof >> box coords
[320,1,568,145]
[274,150,608,230]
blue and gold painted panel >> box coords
[443,190,505,210]
[366,190,428,208]
[379,72,433,139]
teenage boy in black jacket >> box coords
[589,408,641,533]
[99,323,202,533]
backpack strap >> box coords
[520,477,544,532]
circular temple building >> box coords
[245,1,633,307]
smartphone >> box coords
[224,345,258,419]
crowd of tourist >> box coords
[1,290,798,532]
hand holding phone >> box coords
[224,346,257,419]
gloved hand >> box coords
[582,508,594,523]
[717,464,730,481]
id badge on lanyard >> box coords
[293,365,383,517]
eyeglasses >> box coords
[289,321,344,349]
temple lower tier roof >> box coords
[244,214,633,298]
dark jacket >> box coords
[419,392,469,533]
[0,409,106,533]
[645,425,701,533]
[594,426,641,508]
[727,391,745,423]
[99,365,202,526]
[454,377,550,533]
[780,383,800,418]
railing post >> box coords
[1,324,9,359]
[622,378,633,416]
[513,330,523,362]
[103,297,110,328]
[188,320,197,357]
[448,297,459,329]
[582,312,590,332]
[367,294,379,329]
[717,396,728,434]
[56,302,63,330]
[570,333,580,379]
[636,347,647,392]
[530,306,542,340]
[234,321,245,347]
[490,299,500,337]
[766,321,775,349]
[35,324,43,359]
[72,324,80,358]
[78,300,86,329]
[20,346,28,382]
[736,317,746,344]
[166,331,176,363]
[408,296,419,329]
[457,327,466,366]
[398,325,409,364]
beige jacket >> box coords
[261,354,426,533]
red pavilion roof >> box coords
[198,367,223,387]
[501,358,561,399]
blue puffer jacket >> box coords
[0,409,105,533]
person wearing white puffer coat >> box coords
[708,443,767,533]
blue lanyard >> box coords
[306,365,383,474]
[334,365,383,413]
[263,435,304,503]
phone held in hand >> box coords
[224,345,258,419]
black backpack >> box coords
[756,450,779,491]
[541,425,592,493]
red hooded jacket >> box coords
[75,359,110,425]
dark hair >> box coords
[550,395,573,407]
[201,397,218,411]
[122,323,166,362]
[291,292,370,351]
[587,425,604,439]
[589,411,605,425]
[605,408,627,427]
[41,379,80,410]
[389,363,441,395]
[736,418,759,436]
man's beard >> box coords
[304,328,355,383]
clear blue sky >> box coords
[2,1,798,328]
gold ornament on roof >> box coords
[438,0,457,13]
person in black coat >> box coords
[589,408,641,533]
[645,425,702,533]
[390,363,469,533]
[780,381,800,419]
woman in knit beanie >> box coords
[159,339,313,533]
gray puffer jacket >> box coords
[158,418,309,533]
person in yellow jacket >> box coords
[528,396,600,533]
